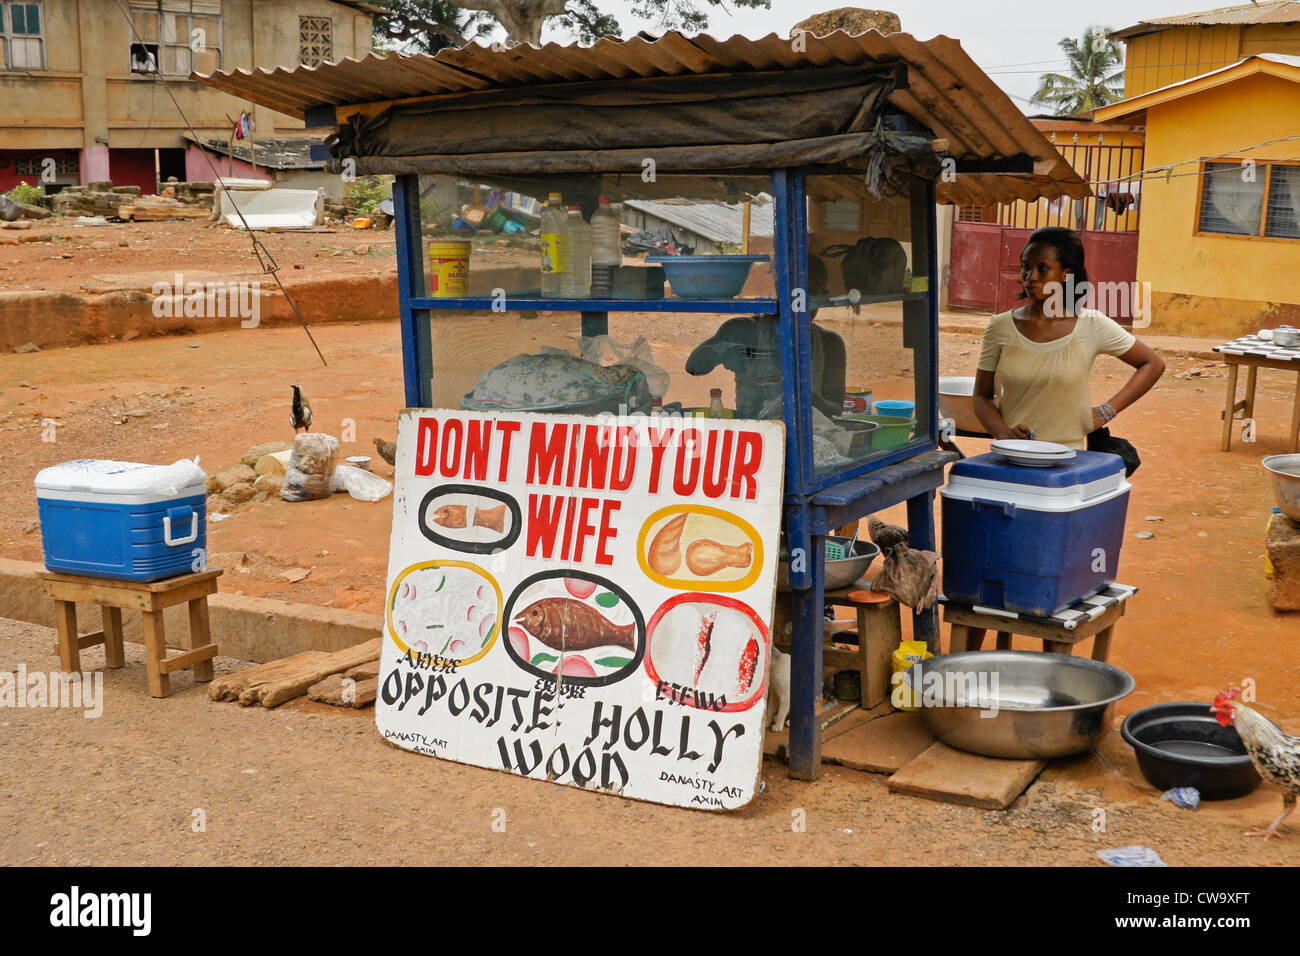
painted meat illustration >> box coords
[648,513,688,575]
[474,503,507,532]
[513,597,636,652]
[686,539,753,576]
[430,504,467,528]
[693,612,716,686]
[736,635,759,695]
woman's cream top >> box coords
[977,308,1136,449]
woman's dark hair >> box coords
[1019,227,1091,309]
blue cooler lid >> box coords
[949,450,1124,487]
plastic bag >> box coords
[579,335,670,399]
[331,465,392,502]
[281,433,339,502]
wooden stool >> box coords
[37,569,222,698]
[774,585,903,707]
[944,599,1124,662]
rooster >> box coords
[291,383,312,433]
[1212,687,1300,840]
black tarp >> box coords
[325,65,939,184]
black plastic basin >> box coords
[1121,702,1263,800]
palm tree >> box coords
[1031,27,1126,116]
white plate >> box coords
[990,439,1073,456]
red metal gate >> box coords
[949,142,1142,323]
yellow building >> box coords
[0,0,378,193]
[1097,2,1300,337]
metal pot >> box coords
[903,650,1135,758]
[1274,326,1300,348]
[1262,454,1300,524]
[777,537,880,591]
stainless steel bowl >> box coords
[1263,454,1300,524]
[777,537,880,590]
[903,650,1136,758]
[937,376,990,435]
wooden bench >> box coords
[37,569,222,698]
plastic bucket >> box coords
[873,399,915,418]
[892,641,933,711]
[428,240,471,297]
[845,414,913,449]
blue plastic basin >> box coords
[873,399,916,418]
[645,254,770,300]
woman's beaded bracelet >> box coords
[1095,402,1117,424]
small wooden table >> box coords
[37,569,222,698]
[1214,335,1300,452]
[944,599,1124,661]
[775,584,903,707]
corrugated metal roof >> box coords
[624,198,776,244]
[1114,1,1300,37]
[184,133,326,170]
[193,31,1089,206]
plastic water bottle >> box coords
[539,192,565,298]
[590,195,621,297]
[706,387,726,418]
[561,206,591,298]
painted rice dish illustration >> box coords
[389,563,500,663]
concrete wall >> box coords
[0,0,372,174]
[0,557,382,663]
[1135,71,1300,336]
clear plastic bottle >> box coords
[590,195,621,297]
[560,206,591,298]
[539,192,565,298]
[706,387,726,418]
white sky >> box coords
[525,0,1205,110]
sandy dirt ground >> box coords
[2,223,1299,864]
[0,616,1295,867]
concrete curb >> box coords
[0,557,381,663]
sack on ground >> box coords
[281,433,339,502]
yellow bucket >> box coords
[428,240,470,297]
[891,640,933,711]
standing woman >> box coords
[973,227,1164,458]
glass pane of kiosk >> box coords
[411,172,788,426]
[804,171,935,474]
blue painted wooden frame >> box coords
[393,174,430,408]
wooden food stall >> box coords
[197,31,1087,781]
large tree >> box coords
[1030,26,1125,116]
[373,0,771,48]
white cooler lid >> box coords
[35,458,206,500]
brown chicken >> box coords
[1212,687,1300,839]
[373,437,397,466]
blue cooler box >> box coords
[941,451,1130,616]
[35,459,208,582]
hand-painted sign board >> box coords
[374,409,785,809]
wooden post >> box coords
[741,200,751,254]
[103,606,125,669]
[1222,362,1239,451]
[54,600,79,673]
[188,598,215,682]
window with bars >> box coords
[300,16,332,67]
[129,2,222,76]
[1,2,44,70]
[15,156,78,176]
[957,205,993,223]
[1198,160,1300,240]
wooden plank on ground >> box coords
[822,710,936,773]
[343,659,381,681]
[308,672,379,708]
[241,638,382,708]
[208,651,327,701]
[887,741,1045,810]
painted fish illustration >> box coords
[431,504,467,528]
[513,598,636,653]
